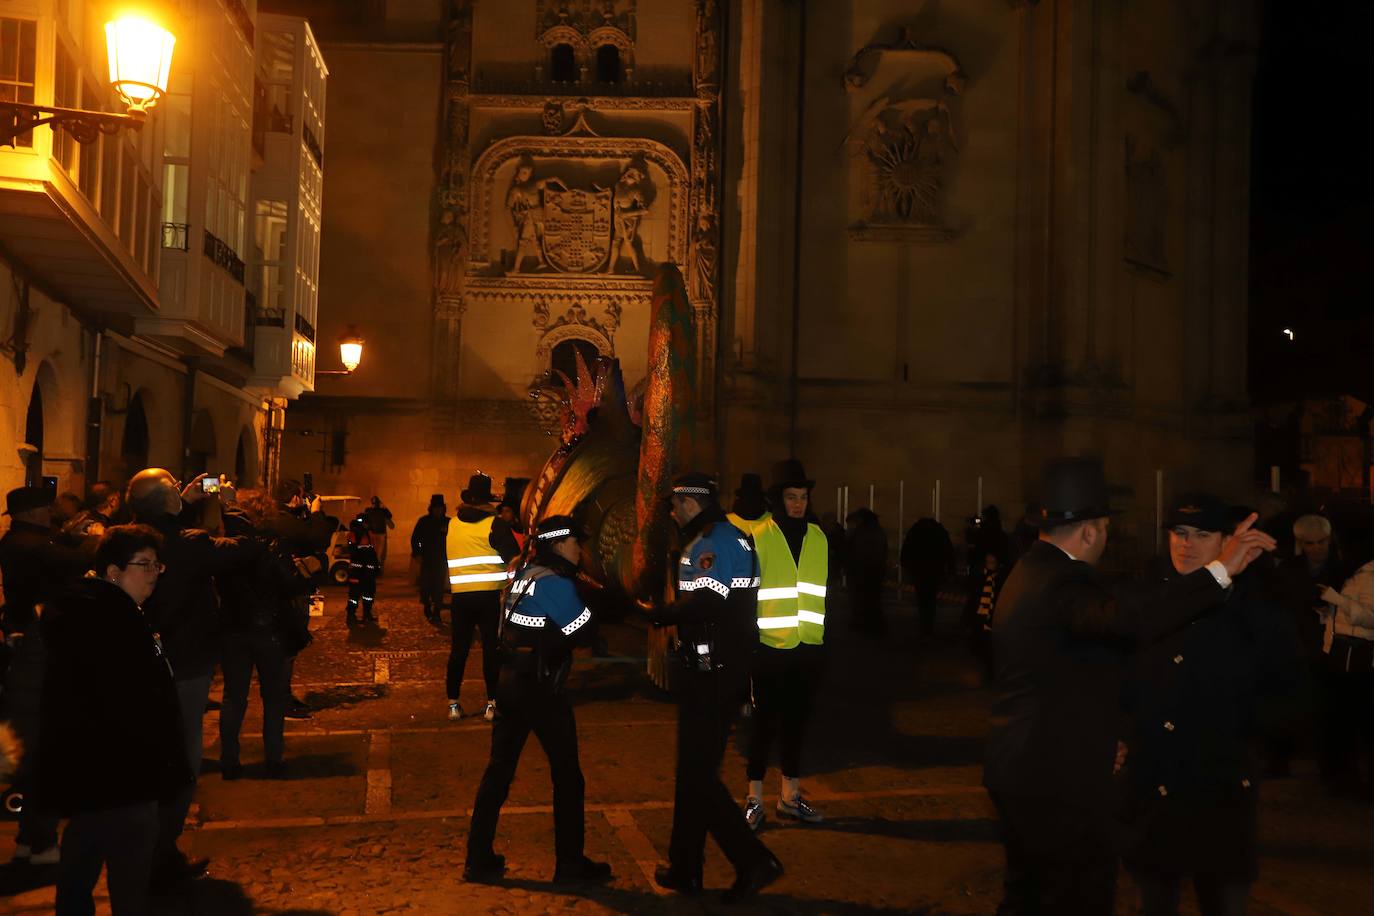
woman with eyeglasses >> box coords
[33,524,192,915]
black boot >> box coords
[553,857,612,885]
[721,852,783,904]
[653,865,702,897]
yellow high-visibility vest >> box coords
[728,511,828,648]
[445,516,509,593]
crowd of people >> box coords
[0,471,335,913]
[2,454,1372,913]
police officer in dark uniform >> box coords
[651,473,783,903]
[463,515,611,886]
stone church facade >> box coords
[282,0,1256,566]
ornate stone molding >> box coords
[469,93,696,110]
[468,133,689,271]
[846,222,956,244]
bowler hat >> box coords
[460,473,496,506]
[734,473,766,500]
[428,493,446,510]
[3,486,50,516]
[772,459,815,491]
[1027,457,1116,528]
[499,477,530,512]
[1164,493,1231,533]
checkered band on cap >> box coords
[673,486,712,496]
[537,527,572,541]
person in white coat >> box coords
[1318,549,1374,796]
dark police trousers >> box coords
[670,669,771,880]
[467,674,586,865]
[990,791,1117,915]
[448,590,502,702]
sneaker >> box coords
[28,846,60,866]
[744,797,764,831]
[448,702,464,721]
[776,795,823,824]
[483,699,497,722]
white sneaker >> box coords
[744,797,764,831]
[29,846,60,866]
[776,795,823,824]
[448,702,463,721]
[483,699,497,722]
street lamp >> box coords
[317,328,365,376]
[1,14,175,147]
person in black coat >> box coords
[900,516,953,636]
[1120,495,1307,916]
[984,459,1276,916]
[126,468,256,884]
[0,486,94,864]
[410,494,450,623]
[36,525,192,916]
[217,492,317,781]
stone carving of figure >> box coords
[610,163,651,274]
[506,161,562,273]
[694,0,719,88]
[691,210,717,303]
[434,208,465,297]
[446,0,472,84]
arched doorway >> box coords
[188,410,217,478]
[235,427,259,487]
[120,391,150,480]
[23,381,43,485]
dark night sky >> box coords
[1249,0,1373,403]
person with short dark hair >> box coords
[36,523,191,916]
[464,515,610,886]
[362,496,395,570]
[125,468,256,886]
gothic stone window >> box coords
[550,43,577,82]
[595,44,621,83]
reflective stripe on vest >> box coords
[446,516,509,592]
[731,514,829,649]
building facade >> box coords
[1,0,325,517]
[278,0,1256,568]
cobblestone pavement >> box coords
[2,574,1372,914]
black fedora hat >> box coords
[427,493,446,510]
[460,473,496,506]
[1027,457,1117,528]
[735,473,766,499]
[772,459,815,491]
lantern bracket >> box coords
[0,101,146,147]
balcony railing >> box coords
[294,312,316,343]
[227,0,254,45]
[202,230,246,284]
[302,122,323,169]
[161,222,190,251]
[254,308,286,327]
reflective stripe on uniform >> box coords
[757,615,800,630]
[678,578,730,598]
[797,609,825,625]
[797,581,827,597]
[561,608,592,636]
[449,554,504,568]
[450,570,513,585]
[508,611,545,628]
[730,577,760,588]
[757,586,799,601]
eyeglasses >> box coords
[127,560,166,574]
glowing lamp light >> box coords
[338,331,364,373]
[106,16,176,113]
[1282,327,1295,342]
